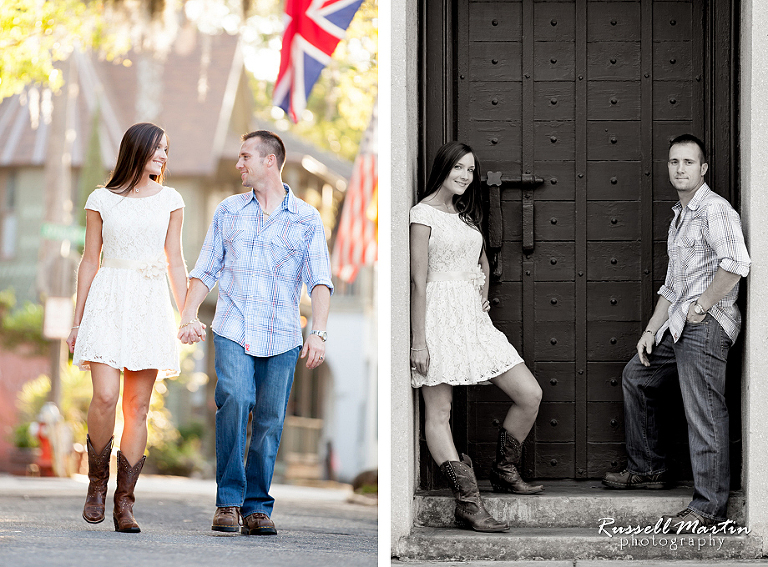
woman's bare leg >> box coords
[421,383,460,464]
[87,362,121,452]
[120,369,158,465]
[490,363,543,442]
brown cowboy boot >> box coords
[490,429,544,494]
[440,454,509,532]
[82,435,113,523]
[113,450,146,533]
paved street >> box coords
[0,474,377,567]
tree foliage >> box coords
[1,0,377,159]
[0,0,131,101]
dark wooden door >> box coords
[420,0,738,484]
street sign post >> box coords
[40,223,86,246]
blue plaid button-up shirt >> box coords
[189,185,333,357]
[657,184,750,344]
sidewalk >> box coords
[0,472,358,501]
[0,474,377,567]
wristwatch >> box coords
[693,301,707,315]
[310,329,327,342]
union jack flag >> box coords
[273,0,364,123]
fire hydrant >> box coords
[30,402,68,477]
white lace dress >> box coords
[410,203,524,388]
[73,187,184,378]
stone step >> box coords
[398,527,761,562]
[415,480,745,528]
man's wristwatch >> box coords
[310,330,327,342]
[693,301,707,316]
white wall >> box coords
[324,306,377,482]
[389,0,420,553]
[740,0,768,551]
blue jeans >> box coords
[213,332,300,517]
[622,314,733,520]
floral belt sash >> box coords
[426,266,485,291]
[101,256,167,279]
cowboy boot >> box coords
[113,450,146,533]
[439,454,509,532]
[82,435,113,523]
[490,428,544,494]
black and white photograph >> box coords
[388,0,768,564]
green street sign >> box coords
[40,223,86,246]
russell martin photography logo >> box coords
[597,517,750,552]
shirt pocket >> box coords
[223,228,247,261]
[269,228,304,275]
[673,228,703,272]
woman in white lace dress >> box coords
[410,142,544,532]
[66,123,190,533]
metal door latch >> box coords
[483,171,545,276]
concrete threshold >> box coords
[415,480,745,528]
[402,481,757,561]
[397,527,762,562]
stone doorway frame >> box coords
[388,0,768,554]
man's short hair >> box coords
[242,130,286,170]
[669,133,707,163]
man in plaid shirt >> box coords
[178,131,333,536]
[602,134,751,530]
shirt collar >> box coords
[686,182,711,210]
[238,183,298,214]
[283,184,299,214]
[672,182,711,212]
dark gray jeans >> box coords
[622,313,733,520]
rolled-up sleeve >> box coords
[658,282,677,304]
[301,211,334,295]
[189,208,225,291]
[706,202,751,277]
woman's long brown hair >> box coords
[105,123,167,194]
[419,141,483,231]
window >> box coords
[0,171,17,259]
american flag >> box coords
[332,101,377,283]
[273,0,364,123]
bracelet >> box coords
[644,330,654,335]
[179,318,200,329]
[71,325,80,330]
[410,346,427,351]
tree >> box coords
[2,0,377,160]
[0,0,131,101]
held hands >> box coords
[482,298,491,313]
[300,333,325,369]
[410,346,430,375]
[178,318,207,344]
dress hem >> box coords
[411,359,524,389]
[76,360,180,378]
